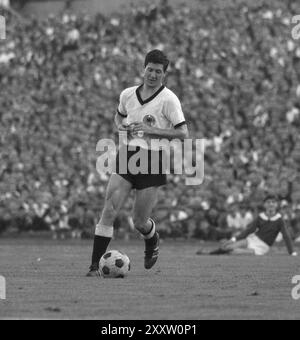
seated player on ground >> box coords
[196,195,298,256]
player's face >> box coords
[264,199,278,215]
[144,63,165,88]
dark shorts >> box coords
[116,146,167,190]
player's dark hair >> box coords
[264,194,278,202]
[145,50,169,72]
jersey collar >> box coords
[136,84,165,105]
[259,212,282,221]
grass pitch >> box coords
[0,238,299,320]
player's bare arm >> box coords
[131,122,189,140]
[281,222,297,256]
[233,221,258,243]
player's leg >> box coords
[231,248,256,255]
[132,187,160,269]
[244,234,270,256]
[198,239,249,255]
[87,174,132,276]
[224,239,248,251]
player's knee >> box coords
[132,215,148,232]
[102,202,118,222]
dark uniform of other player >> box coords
[197,195,298,256]
[87,50,189,276]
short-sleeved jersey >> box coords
[117,85,186,149]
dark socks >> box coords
[209,248,232,255]
[145,231,158,247]
[91,235,111,268]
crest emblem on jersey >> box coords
[143,114,156,127]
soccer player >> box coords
[197,195,298,256]
[87,50,189,276]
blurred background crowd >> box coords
[1,0,300,240]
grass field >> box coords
[0,238,299,320]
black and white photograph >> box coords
[0,0,300,321]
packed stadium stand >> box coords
[0,0,300,239]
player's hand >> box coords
[131,122,153,135]
[222,237,236,246]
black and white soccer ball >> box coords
[99,250,131,278]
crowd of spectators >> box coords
[1,0,300,240]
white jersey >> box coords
[117,85,186,149]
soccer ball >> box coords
[99,250,131,278]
